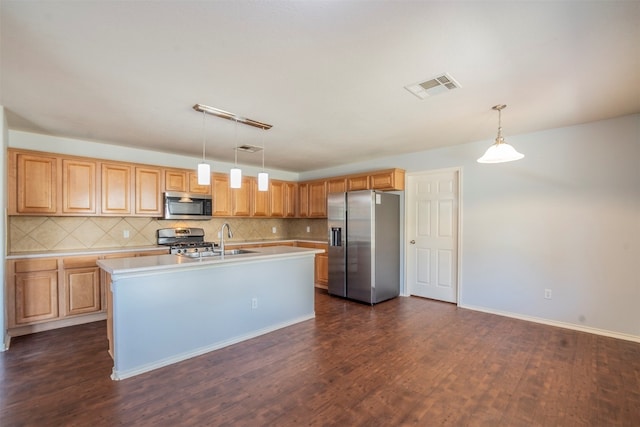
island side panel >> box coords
[111,255,315,379]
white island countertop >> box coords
[97,245,323,278]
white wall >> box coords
[1,107,7,350]
[302,114,640,340]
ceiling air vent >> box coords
[235,144,262,153]
[404,73,461,99]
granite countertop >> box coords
[97,246,324,277]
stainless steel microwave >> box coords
[163,192,212,220]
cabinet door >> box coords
[284,182,297,218]
[232,176,252,216]
[135,166,163,216]
[327,177,347,194]
[64,267,101,316]
[188,172,211,195]
[298,183,309,218]
[370,169,405,191]
[165,169,187,192]
[212,173,232,216]
[348,175,370,191]
[269,180,285,217]
[252,177,270,217]
[14,271,59,325]
[101,163,132,215]
[308,181,327,218]
[62,159,96,214]
[15,152,58,214]
[315,253,329,287]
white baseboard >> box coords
[459,303,640,344]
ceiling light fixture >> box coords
[258,127,269,192]
[230,118,242,189]
[193,104,272,130]
[477,104,524,164]
[197,110,211,185]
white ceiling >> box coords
[2,1,639,173]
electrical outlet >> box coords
[306,226,311,233]
[123,230,130,238]
[251,297,258,309]
[272,227,277,234]
[544,289,552,300]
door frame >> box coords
[402,167,463,305]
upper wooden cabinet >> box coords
[284,182,297,218]
[370,168,405,191]
[298,183,309,218]
[188,172,211,195]
[63,158,97,214]
[232,176,252,217]
[135,166,163,216]
[101,162,132,215]
[308,181,327,218]
[8,149,403,219]
[347,174,369,191]
[269,180,285,217]
[252,177,270,217]
[10,151,58,214]
[212,173,232,216]
[327,177,347,194]
[164,169,187,192]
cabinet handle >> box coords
[410,240,416,244]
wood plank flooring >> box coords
[1,289,639,426]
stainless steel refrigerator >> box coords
[328,190,400,304]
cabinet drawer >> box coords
[15,258,58,273]
[63,257,98,269]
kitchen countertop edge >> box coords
[98,246,324,278]
[6,239,327,260]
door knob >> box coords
[410,240,416,244]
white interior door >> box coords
[406,169,459,303]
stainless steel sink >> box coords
[218,249,256,255]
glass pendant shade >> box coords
[230,167,242,188]
[477,141,524,163]
[478,104,524,164]
[258,172,269,191]
[197,162,210,185]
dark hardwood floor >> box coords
[1,289,639,426]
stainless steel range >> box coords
[157,227,218,258]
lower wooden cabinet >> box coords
[295,241,329,288]
[62,257,101,317]
[315,253,328,287]
[6,249,170,337]
[13,260,59,325]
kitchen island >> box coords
[97,246,322,380]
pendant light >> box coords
[258,126,269,191]
[477,104,524,163]
[230,118,242,188]
[197,110,211,185]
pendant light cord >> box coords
[202,110,206,161]
[234,118,238,166]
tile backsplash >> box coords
[8,216,327,254]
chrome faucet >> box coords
[219,223,233,253]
